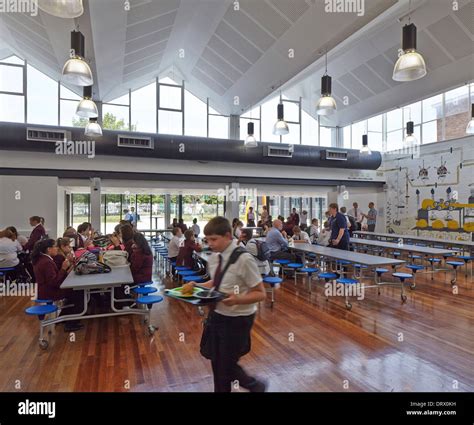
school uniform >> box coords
[24,223,46,252]
[240,240,270,275]
[292,231,310,243]
[330,212,350,250]
[200,241,263,392]
[247,212,256,227]
[129,248,153,284]
[308,225,319,243]
[168,235,183,261]
[176,239,200,269]
[0,237,20,267]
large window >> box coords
[70,194,90,229]
[240,105,261,142]
[103,93,131,131]
[0,56,25,123]
[208,105,229,139]
[444,86,470,141]
[131,82,156,133]
[301,108,319,146]
[27,65,58,125]
[61,85,83,127]
[185,90,207,137]
[158,79,183,135]
[421,94,442,144]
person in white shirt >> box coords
[300,210,308,227]
[340,207,352,230]
[167,227,183,261]
[0,229,21,268]
[191,218,200,238]
[317,221,331,246]
[308,219,320,243]
[291,225,311,243]
[182,217,266,393]
[348,202,364,231]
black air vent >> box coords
[27,127,71,142]
[117,135,153,149]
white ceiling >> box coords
[0,0,472,127]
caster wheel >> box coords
[450,279,456,286]
[147,325,155,336]
[377,290,381,295]
[345,303,352,310]
[39,340,48,350]
[401,294,407,303]
[410,284,416,290]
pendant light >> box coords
[76,85,98,118]
[245,122,258,147]
[273,92,289,136]
[38,0,84,18]
[393,1,426,82]
[85,118,102,137]
[466,104,474,135]
[316,49,337,116]
[404,121,417,143]
[360,134,372,156]
[62,30,93,86]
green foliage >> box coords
[73,112,136,131]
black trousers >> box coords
[368,224,376,232]
[202,311,257,392]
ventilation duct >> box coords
[117,135,153,149]
[27,127,71,143]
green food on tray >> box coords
[168,286,204,298]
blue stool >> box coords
[336,278,358,310]
[405,264,424,289]
[334,260,351,277]
[298,267,319,292]
[133,286,158,295]
[0,266,16,283]
[136,295,164,335]
[273,259,291,276]
[286,263,304,285]
[175,266,192,271]
[392,251,401,258]
[374,268,389,294]
[25,302,59,349]
[318,272,337,301]
[353,263,368,278]
[392,272,413,303]
[457,255,473,279]
[427,258,442,280]
[262,276,283,308]
[446,261,464,286]
[408,254,422,264]
[182,275,205,283]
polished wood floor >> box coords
[1,264,473,392]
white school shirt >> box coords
[348,208,364,223]
[168,235,183,258]
[292,231,311,243]
[239,240,271,276]
[191,224,200,237]
[208,241,262,317]
[0,237,20,267]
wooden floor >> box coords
[1,265,473,392]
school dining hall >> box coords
[0,0,473,416]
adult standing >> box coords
[363,202,377,232]
[348,202,364,231]
[299,210,308,228]
[24,216,46,252]
[290,208,300,226]
[328,203,349,250]
[260,205,269,226]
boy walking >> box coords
[183,216,266,392]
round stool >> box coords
[262,276,283,308]
[392,272,413,303]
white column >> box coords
[164,194,171,228]
[225,182,240,221]
[90,177,101,233]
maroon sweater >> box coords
[177,240,201,269]
[129,248,153,284]
[24,224,46,252]
[33,254,69,300]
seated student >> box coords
[63,226,78,249]
[129,233,153,284]
[53,237,74,270]
[168,218,179,229]
[176,229,202,269]
[233,220,243,239]
[291,225,311,243]
[239,229,270,276]
[262,222,272,236]
[168,227,183,263]
[109,224,134,258]
[31,239,83,332]
[191,218,201,238]
[282,217,294,237]
[6,226,28,248]
[0,229,22,280]
[178,218,188,232]
[76,222,93,249]
[308,219,320,243]
[24,216,46,252]
[317,221,331,246]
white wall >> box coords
[0,175,60,239]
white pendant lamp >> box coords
[404,121,417,143]
[85,118,102,137]
[76,85,98,118]
[273,102,289,136]
[393,22,426,82]
[245,122,258,147]
[316,50,337,116]
[62,30,93,86]
[466,104,474,135]
[38,0,84,18]
[360,134,372,156]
